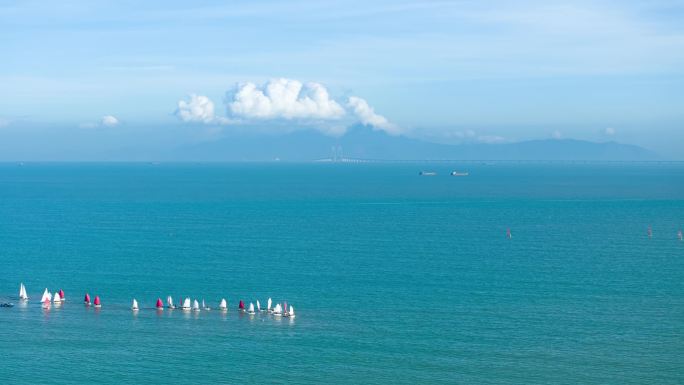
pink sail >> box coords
[94,296,101,306]
[239,300,245,309]
[156,298,163,308]
[59,289,65,299]
[506,228,512,238]
[283,301,288,313]
[84,293,91,303]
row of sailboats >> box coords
[139,296,295,317]
[16,284,295,317]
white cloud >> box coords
[79,115,121,128]
[176,94,218,124]
[176,79,400,136]
[101,115,120,127]
[347,96,401,135]
[228,78,345,120]
[605,127,616,136]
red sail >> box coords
[59,289,65,299]
[239,300,245,309]
[156,298,163,308]
[94,296,101,305]
[84,293,91,303]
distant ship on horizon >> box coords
[451,171,469,176]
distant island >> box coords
[175,126,660,162]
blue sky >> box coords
[0,0,683,158]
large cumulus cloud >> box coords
[175,78,398,135]
[229,78,345,120]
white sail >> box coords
[267,297,272,310]
[41,288,50,303]
[219,298,227,310]
[248,302,255,313]
[167,295,174,308]
[19,283,28,300]
[289,305,295,318]
[131,299,139,310]
[182,297,191,309]
[192,299,200,311]
[53,290,61,303]
[256,300,261,311]
[273,303,282,314]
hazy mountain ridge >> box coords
[175,126,660,161]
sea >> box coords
[0,162,682,384]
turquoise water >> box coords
[0,163,682,384]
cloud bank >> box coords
[176,78,398,136]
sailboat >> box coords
[238,300,245,312]
[247,302,255,314]
[93,296,101,308]
[272,303,282,316]
[41,288,51,308]
[506,228,512,239]
[131,299,139,311]
[53,290,62,303]
[192,299,200,312]
[156,298,164,310]
[219,298,227,311]
[283,301,288,315]
[58,289,65,302]
[267,298,272,313]
[84,293,91,305]
[289,305,295,318]
[202,299,210,311]
[19,283,28,301]
[256,300,261,312]
[166,295,175,309]
[678,230,683,241]
[182,298,191,310]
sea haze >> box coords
[0,163,682,384]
